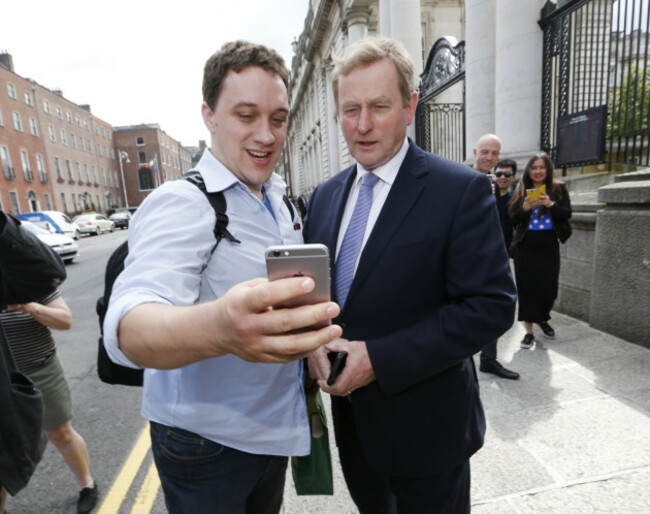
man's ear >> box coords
[406,91,418,125]
[201,102,215,133]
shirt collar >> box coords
[355,137,409,187]
[194,148,287,195]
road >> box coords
[5,229,168,514]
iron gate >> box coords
[540,0,650,170]
[416,37,466,163]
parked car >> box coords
[21,221,79,264]
[17,211,81,240]
[109,211,131,229]
[73,213,115,235]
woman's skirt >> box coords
[513,229,560,323]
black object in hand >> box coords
[326,351,348,386]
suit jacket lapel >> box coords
[345,142,427,306]
[322,165,357,284]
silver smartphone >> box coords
[265,243,331,310]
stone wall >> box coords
[555,170,650,348]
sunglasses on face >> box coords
[494,171,513,178]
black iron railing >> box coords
[540,0,649,170]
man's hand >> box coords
[209,276,342,363]
[119,276,342,369]
[309,338,376,396]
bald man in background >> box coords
[472,134,519,380]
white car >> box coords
[73,213,115,235]
[17,210,81,240]
[21,221,79,264]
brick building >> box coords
[113,125,192,209]
[0,54,51,214]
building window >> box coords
[102,168,107,186]
[36,154,46,182]
[10,191,20,215]
[84,120,89,130]
[56,106,63,119]
[75,115,80,126]
[93,167,98,185]
[44,193,52,210]
[66,159,73,181]
[138,167,154,190]
[61,192,68,212]
[87,139,92,153]
[29,117,38,136]
[0,109,3,126]
[97,143,102,157]
[7,83,17,99]
[49,125,56,142]
[21,150,33,181]
[84,164,90,183]
[70,133,76,149]
[60,129,68,146]
[1,146,14,179]
[136,136,145,146]
[108,169,114,187]
[27,190,38,211]
[138,151,147,164]
[67,112,73,123]
[43,100,50,113]
[76,162,82,182]
[54,157,63,180]
[24,91,33,106]
[79,137,85,151]
[12,112,23,131]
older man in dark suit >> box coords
[304,37,516,513]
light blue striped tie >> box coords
[335,172,380,308]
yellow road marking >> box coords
[97,423,152,514]
[131,461,161,513]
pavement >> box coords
[281,311,650,513]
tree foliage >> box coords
[608,63,650,135]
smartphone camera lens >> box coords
[273,251,281,257]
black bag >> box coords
[95,171,295,386]
[0,212,67,309]
[0,324,48,496]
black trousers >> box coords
[480,339,497,362]
[334,398,471,514]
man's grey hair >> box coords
[332,36,415,108]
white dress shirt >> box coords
[335,138,410,275]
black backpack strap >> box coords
[181,172,241,246]
[282,194,295,220]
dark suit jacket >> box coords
[304,140,517,476]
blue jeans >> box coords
[150,422,288,514]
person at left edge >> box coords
[103,41,342,514]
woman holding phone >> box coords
[509,153,572,349]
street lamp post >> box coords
[118,150,131,209]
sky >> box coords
[1,0,310,146]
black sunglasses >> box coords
[494,171,514,178]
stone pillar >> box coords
[465,0,496,160]
[590,178,650,348]
[345,7,370,44]
[388,0,423,140]
[495,0,545,161]
[379,0,391,36]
